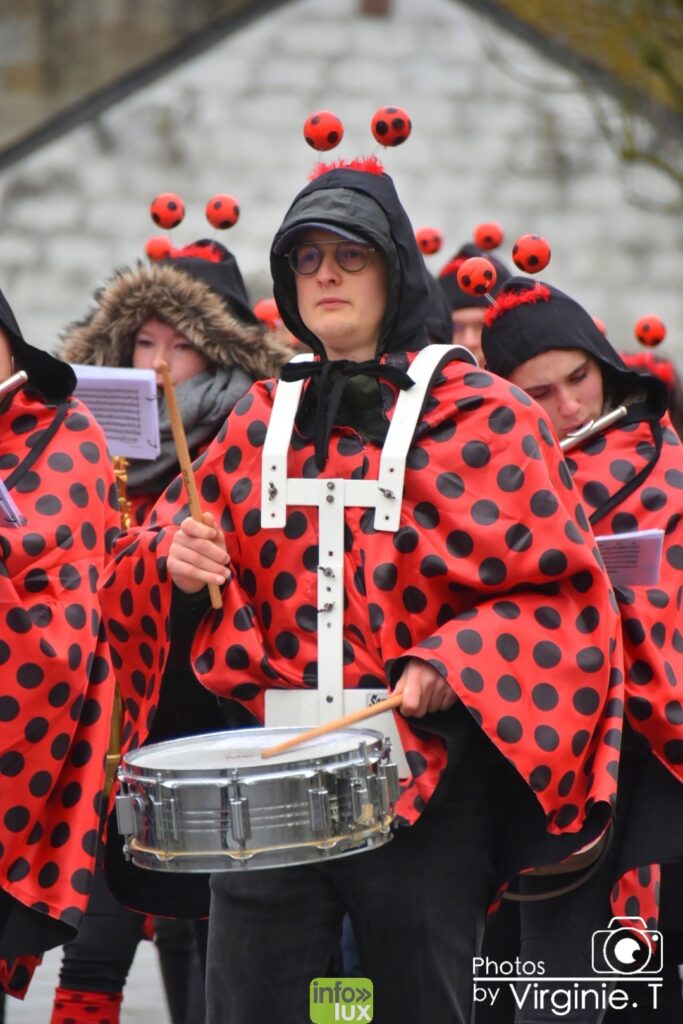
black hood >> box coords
[162,241,259,327]
[481,276,667,415]
[270,166,431,358]
[0,287,75,402]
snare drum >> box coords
[115,727,400,872]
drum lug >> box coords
[377,761,400,814]
[350,778,372,824]
[308,776,332,837]
[165,790,180,842]
[115,792,137,837]
[228,779,251,844]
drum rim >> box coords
[119,725,388,777]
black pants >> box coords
[513,851,619,1024]
[206,772,493,1024]
[58,867,146,993]
[57,866,207,1024]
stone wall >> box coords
[0,0,681,360]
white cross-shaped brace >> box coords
[260,345,471,771]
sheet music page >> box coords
[70,365,160,460]
[595,528,664,587]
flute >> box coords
[560,404,628,452]
[0,369,28,400]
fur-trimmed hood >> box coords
[57,260,291,380]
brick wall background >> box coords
[0,0,681,360]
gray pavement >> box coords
[6,941,171,1023]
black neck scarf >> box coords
[280,358,414,470]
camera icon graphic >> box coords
[591,917,663,975]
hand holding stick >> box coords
[155,361,223,610]
[260,692,403,759]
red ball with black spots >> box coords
[303,111,344,151]
[474,221,504,251]
[371,106,412,147]
[253,298,282,331]
[512,234,551,273]
[149,192,185,230]
[415,227,443,255]
[634,314,666,347]
[205,194,240,230]
[145,236,174,261]
[457,256,497,296]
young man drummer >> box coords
[101,160,626,1024]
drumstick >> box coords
[260,692,404,759]
[155,361,223,610]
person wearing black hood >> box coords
[481,277,683,1023]
[49,240,292,1024]
[438,242,511,364]
[0,289,119,1003]
[100,160,626,1024]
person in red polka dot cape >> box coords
[482,277,683,1022]
[49,238,293,1024]
[0,287,119,999]
[100,160,626,1023]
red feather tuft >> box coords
[438,256,466,279]
[308,155,385,180]
[173,239,228,263]
[484,283,551,326]
[621,351,676,389]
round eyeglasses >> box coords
[287,240,376,276]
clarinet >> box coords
[560,405,628,452]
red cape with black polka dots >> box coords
[102,355,626,858]
[567,415,683,931]
[565,415,683,783]
[0,390,119,994]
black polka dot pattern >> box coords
[566,416,683,786]
[0,393,119,943]
[103,363,624,837]
[609,864,662,945]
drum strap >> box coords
[261,346,467,770]
[5,401,69,492]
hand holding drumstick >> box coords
[261,692,404,759]
[261,659,456,759]
[155,360,229,609]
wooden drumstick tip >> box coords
[260,691,404,759]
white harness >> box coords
[261,345,470,774]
